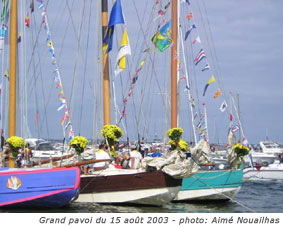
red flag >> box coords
[35,111,39,124]
[186,13,193,20]
[25,13,30,27]
[230,113,233,121]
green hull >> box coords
[174,169,243,201]
[182,169,243,191]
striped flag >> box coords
[194,49,206,66]
[202,63,210,72]
[232,125,239,132]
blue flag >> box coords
[103,0,125,54]
[184,24,196,41]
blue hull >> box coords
[0,167,80,208]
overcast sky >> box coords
[1,0,282,145]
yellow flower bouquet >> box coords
[69,136,88,154]
[100,125,123,147]
[232,143,249,158]
[168,139,188,152]
[166,128,184,141]
[178,139,188,152]
[6,136,25,159]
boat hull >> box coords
[0,167,80,208]
[174,169,243,201]
[243,168,283,181]
[77,169,182,206]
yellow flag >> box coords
[207,76,215,84]
[114,29,131,76]
[4,69,9,79]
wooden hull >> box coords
[0,167,80,208]
[174,169,243,201]
[78,169,182,206]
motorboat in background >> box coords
[243,160,283,181]
[244,141,283,166]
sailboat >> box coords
[155,1,244,202]
[74,0,194,206]
[0,0,80,208]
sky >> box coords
[0,0,283,145]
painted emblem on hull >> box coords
[7,176,22,190]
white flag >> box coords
[114,29,131,76]
[219,100,227,112]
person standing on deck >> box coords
[130,145,142,169]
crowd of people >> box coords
[83,141,144,174]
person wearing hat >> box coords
[129,145,142,169]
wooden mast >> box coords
[101,0,111,125]
[8,0,17,168]
[171,0,178,128]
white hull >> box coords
[174,186,241,201]
[244,168,283,181]
[76,186,180,206]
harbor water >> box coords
[1,181,283,213]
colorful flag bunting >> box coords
[30,0,34,13]
[60,109,70,125]
[103,0,125,54]
[186,13,193,20]
[35,111,38,125]
[17,33,22,43]
[192,36,201,44]
[203,76,215,96]
[181,0,190,4]
[232,125,239,133]
[202,63,210,72]
[220,100,227,112]
[114,29,131,76]
[242,137,248,145]
[213,88,222,99]
[3,69,8,80]
[194,49,206,66]
[164,2,170,9]
[25,13,30,27]
[56,82,62,88]
[179,75,185,81]
[152,20,172,52]
[58,89,63,97]
[184,24,196,41]
[57,97,66,111]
